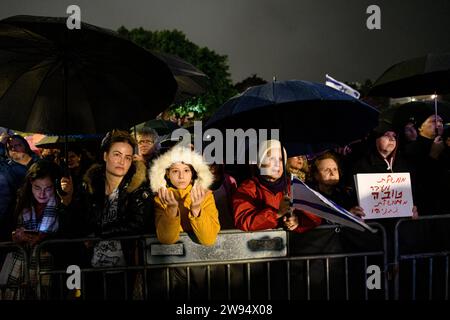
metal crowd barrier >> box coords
[29,222,388,301]
[394,214,450,300]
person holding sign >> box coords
[233,139,321,233]
[351,121,418,219]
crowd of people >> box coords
[0,105,448,299]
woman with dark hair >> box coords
[61,129,151,251]
[66,145,93,199]
[0,160,72,299]
[59,129,151,299]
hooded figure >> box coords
[150,145,220,246]
[352,120,413,174]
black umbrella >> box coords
[206,80,379,149]
[369,53,450,137]
[380,101,450,131]
[0,15,177,135]
[205,80,379,188]
[153,51,209,104]
[369,52,450,98]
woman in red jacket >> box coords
[232,139,321,232]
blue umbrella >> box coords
[206,80,379,150]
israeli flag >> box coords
[291,177,376,233]
[326,74,361,99]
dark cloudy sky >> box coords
[1,0,449,84]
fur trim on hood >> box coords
[149,145,213,193]
[84,160,147,195]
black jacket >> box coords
[404,135,449,214]
[61,161,153,238]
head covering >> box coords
[372,119,396,139]
[257,139,287,169]
[413,108,435,130]
[149,145,213,192]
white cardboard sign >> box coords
[355,173,413,219]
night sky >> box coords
[1,0,449,84]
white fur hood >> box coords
[149,145,213,193]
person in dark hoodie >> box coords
[351,120,420,292]
[59,129,152,299]
[351,120,419,217]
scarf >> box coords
[20,195,59,233]
[257,175,288,195]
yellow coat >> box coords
[154,184,220,246]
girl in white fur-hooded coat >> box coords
[150,145,220,246]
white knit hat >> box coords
[257,139,287,169]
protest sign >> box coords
[354,173,413,219]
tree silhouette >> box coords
[117,27,237,120]
[234,74,268,93]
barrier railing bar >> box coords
[306,260,311,301]
[246,263,251,300]
[207,265,211,301]
[266,262,271,301]
[428,258,433,301]
[345,257,349,300]
[326,258,330,301]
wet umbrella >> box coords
[369,52,450,98]
[206,80,379,149]
[153,52,209,104]
[380,101,450,131]
[0,15,177,135]
[369,53,450,136]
